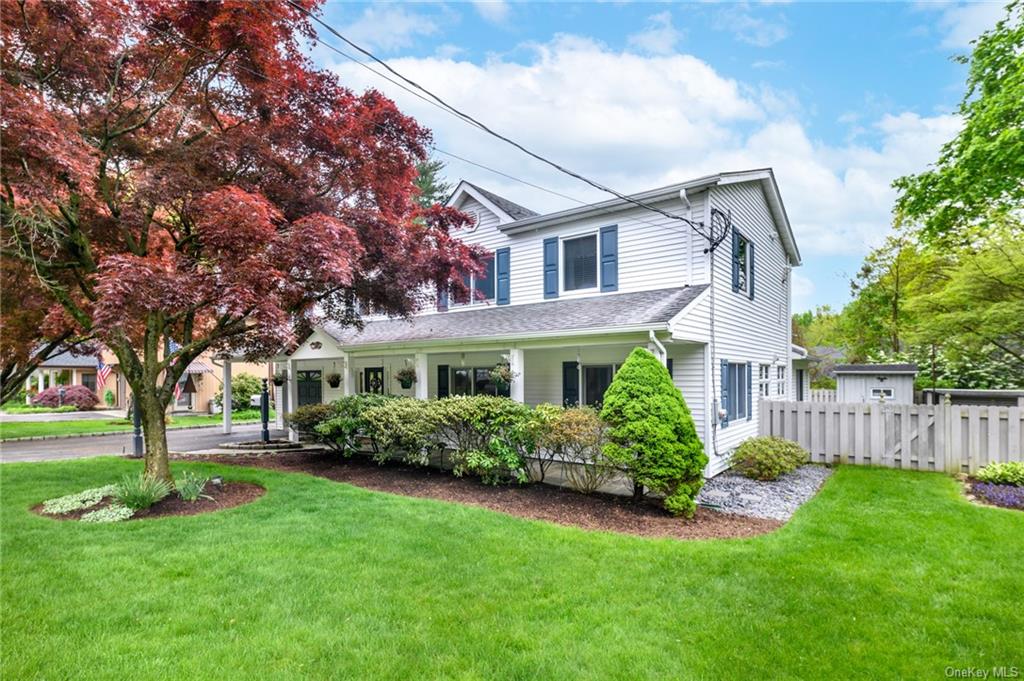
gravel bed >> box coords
[697,465,832,521]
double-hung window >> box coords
[758,364,771,398]
[732,231,754,299]
[726,362,749,421]
[459,253,496,304]
[563,234,598,292]
[776,365,786,397]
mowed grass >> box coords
[1,459,1021,680]
[0,410,271,440]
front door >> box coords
[364,367,385,394]
[297,370,323,406]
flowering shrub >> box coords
[731,437,808,481]
[31,385,99,410]
[971,482,1024,510]
[975,462,1024,487]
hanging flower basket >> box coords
[490,363,514,389]
[326,373,342,388]
[395,367,417,389]
[272,371,287,387]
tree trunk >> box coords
[139,387,172,482]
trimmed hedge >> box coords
[601,347,707,517]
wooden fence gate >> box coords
[759,400,1023,473]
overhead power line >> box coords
[284,0,730,251]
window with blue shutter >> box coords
[600,225,618,292]
[746,361,753,420]
[747,241,755,300]
[562,361,579,406]
[543,237,559,299]
[563,234,597,291]
[722,361,751,422]
[496,247,510,305]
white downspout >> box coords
[648,330,668,367]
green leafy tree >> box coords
[414,158,454,209]
[214,373,263,413]
[600,347,707,517]
[894,2,1024,240]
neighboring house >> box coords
[272,168,802,475]
[834,363,918,403]
[28,348,267,413]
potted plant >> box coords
[272,370,287,387]
[326,372,342,388]
[395,366,417,389]
[490,363,514,390]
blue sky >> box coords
[309,1,1007,311]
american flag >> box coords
[173,379,183,402]
[97,359,112,384]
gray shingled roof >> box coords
[323,285,707,347]
[834,363,919,374]
[39,350,99,368]
[465,182,539,220]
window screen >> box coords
[563,235,597,291]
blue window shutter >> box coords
[437,365,449,398]
[496,247,511,305]
[599,225,618,292]
[731,230,740,292]
[562,361,579,407]
[720,359,730,428]
[747,361,753,420]
[747,241,755,300]
[666,358,673,381]
[437,286,449,312]
[543,237,559,299]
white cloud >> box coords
[328,34,960,259]
[343,6,439,53]
[628,11,685,55]
[715,3,789,47]
[791,271,816,310]
[928,1,1005,48]
[751,59,784,69]
[473,1,510,24]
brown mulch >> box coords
[34,482,265,521]
[186,451,782,540]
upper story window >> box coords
[459,253,495,304]
[732,231,754,299]
[563,234,598,292]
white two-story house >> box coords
[270,168,802,475]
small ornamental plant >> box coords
[326,372,342,388]
[489,363,514,389]
[395,366,417,389]
[975,462,1024,487]
[731,437,808,481]
[176,471,213,502]
[600,347,707,517]
[272,371,288,387]
[114,474,172,511]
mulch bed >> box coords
[34,482,265,522]
[186,450,782,540]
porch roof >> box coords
[322,285,708,348]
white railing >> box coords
[759,399,1023,473]
[809,389,837,402]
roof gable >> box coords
[446,181,539,224]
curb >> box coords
[0,422,266,443]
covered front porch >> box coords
[273,330,710,447]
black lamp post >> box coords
[260,378,270,443]
[131,395,143,458]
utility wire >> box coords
[285,0,730,250]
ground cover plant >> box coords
[975,461,1024,487]
[1,458,1021,679]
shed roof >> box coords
[322,285,708,348]
[834,363,919,374]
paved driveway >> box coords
[0,424,287,463]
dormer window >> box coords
[563,234,598,292]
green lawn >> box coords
[0,410,272,440]
[1,460,1021,680]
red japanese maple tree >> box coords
[1,0,481,480]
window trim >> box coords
[775,365,786,397]
[452,251,496,307]
[732,229,753,297]
[758,363,771,398]
[726,362,750,421]
[559,230,600,295]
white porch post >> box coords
[508,348,525,403]
[274,364,285,430]
[287,358,299,442]
[71,369,79,386]
[414,352,429,400]
[342,352,354,397]
[25,376,32,403]
[221,359,232,435]
[37,372,44,393]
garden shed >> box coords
[834,363,918,404]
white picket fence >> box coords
[809,389,837,402]
[759,399,1024,473]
